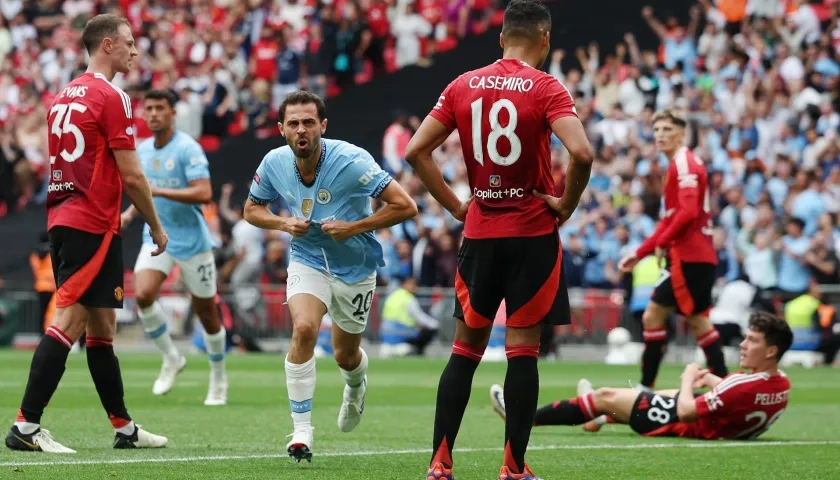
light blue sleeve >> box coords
[345,150,393,198]
[181,140,210,182]
[248,153,280,205]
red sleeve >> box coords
[654,151,700,247]
[428,78,458,131]
[100,87,136,150]
[695,374,753,417]
[542,76,577,124]
[635,216,669,259]
[635,165,674,259]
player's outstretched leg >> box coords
[499,327,541,480]
[640,303,672,389]
[284,293,326,463]
[428,323,490,479]
[86,308,167,449]
[135,269,186,396]
[6,310,80,453]
[531,385,638,428]
[193,295,228,406]
[690,316,728,378]
[332,320,368,433]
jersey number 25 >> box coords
[470,98,521,167]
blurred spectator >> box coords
[1,0,503,217]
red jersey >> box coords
[428,59,577,239]
[635,147,717,264]
[46,72,136,235]
[653,372,790,440]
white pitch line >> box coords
[1,440,838,467]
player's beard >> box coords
[292,135,319,160]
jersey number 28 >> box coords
[49,102,88,164]
[470,98,521,167]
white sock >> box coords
[339,348,368,400]
[593,415,607,425]
[14,421,39,435]
[116,420,136,436]
[204,326,227,382]
[285,355,316,428]
[139,302,180,361]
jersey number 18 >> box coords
[470,98,522,167]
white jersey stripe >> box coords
[715,373,767,395]
[94,72,132,119]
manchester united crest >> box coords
[114,286,124,301]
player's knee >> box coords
[192,297,219,323]
[291,317,320,348]
[332,345,358,371]
[589,387,615,411]
[642,308,666,330]
[688,315,713,336]
[134,288,157,309]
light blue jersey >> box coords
[248,139,392,284]
[137,131,214,260]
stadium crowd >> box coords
[0,0,505,217]
[6,0,840,300]
[367,0,840,296]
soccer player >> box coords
[489,312,793,441]
[617,109,727,390]
[5,14,168,453]
[243,91,417,462]
[120,89,228,405]
[404,0,594,478]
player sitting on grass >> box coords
[490,312,792,440]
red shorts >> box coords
[453,232,570,329]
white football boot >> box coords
[337,375,367,433]
[204,373,228,406]
[153,355,187,396]
[5,427,76,453]
[489,384,506,421]
[286,425,314,463]
[113,425,168,449]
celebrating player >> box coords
[6,14,168,453]
[404,0,594,478]
[489,312,792,441]
[243,91,417,463]
[120,89,228,405]
[617,109,727,390]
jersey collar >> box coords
[294,140,326,188]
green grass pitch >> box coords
[0,350,837,479]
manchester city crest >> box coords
[316,188,331,204]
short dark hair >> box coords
[82,14,130,54]
[144,89,178,108]
[502,0,551,42]
[278,91,327,123]
[748,312,793,361]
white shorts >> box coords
[134,243,217,299]
[287,262,376,335]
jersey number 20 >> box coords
[470,98,521,166]
[49,102,88,164]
